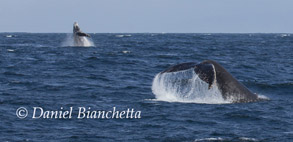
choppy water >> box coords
[0,33,292,141]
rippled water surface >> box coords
[0,33,292,141]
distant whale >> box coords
[159,60,261,103]
[73,22,91,46]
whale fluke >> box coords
[158,60,261,103]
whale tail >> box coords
[154,60,264,103]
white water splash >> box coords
[61,34,95,47]
[194,137,258,142]
[194,137,224,142]
[115,34,131,38]
[257,94,270,101]
[152,69,230,104]
[239,137,258,141]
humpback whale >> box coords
[157,60,260,103]
[73,22,91,46]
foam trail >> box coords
[61,34,95,47]
[151,69,230,104]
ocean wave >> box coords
[194,137,224,141]
[250,82,293,89]
[284,131,293,134]
[122,50,131,54]
[5,34,17,38]
[3,71,26,77]
[115,34,132,38]
[194,137,259,142]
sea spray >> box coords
[152,69,229,104]
[61,33,95,47]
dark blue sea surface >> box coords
[0,33,292,141]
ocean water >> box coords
[0,33,292,141]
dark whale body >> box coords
[161,60,259,103]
